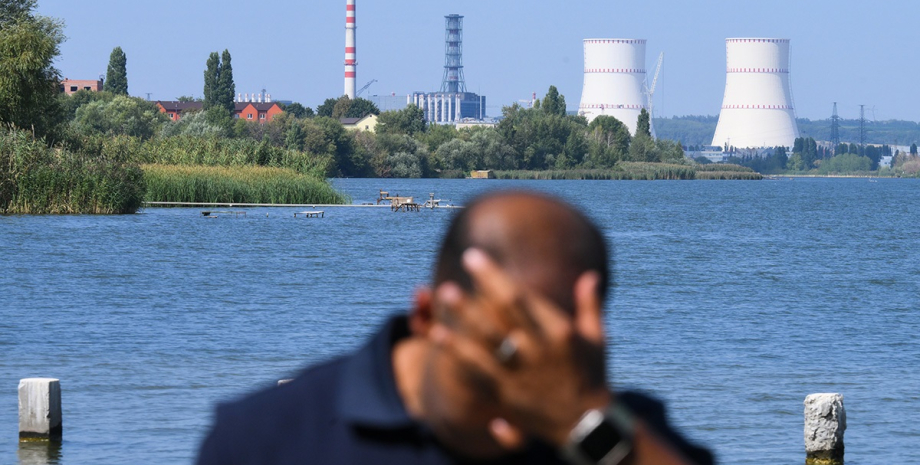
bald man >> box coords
[197,191,713,465]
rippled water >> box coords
[1,178,918,464]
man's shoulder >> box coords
[219,356,345,424]
[197,357,348,465]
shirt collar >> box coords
[337,314,416,429]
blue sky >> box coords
[37,0,919,121]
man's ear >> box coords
[574,272,604,344]
[409,286,434,336]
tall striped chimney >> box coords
[344,0,356,99]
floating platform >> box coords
[294,211,325,218]
[201,211,246,218]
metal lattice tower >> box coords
[830,102,840,147]
[441,14,466,94]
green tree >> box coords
[819,153,871,174]
[60,89,113,120]
[541,85,566,117]
[636,109,652,138]
[346,97,380,118]
[586,115,630,168]
[176,95,200,102]
[627,133,658,162]
[203,52,220,110]
[103,46,128,95]
[0,5,64,139]
[316,98,338,118]
[331,96,352,119]
[72,95,169,140]
[283,102,313,118]
[217,49,235,113]
[285,122,305,151]
[376,105,427,136]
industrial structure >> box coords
[344,0,357,99]
[711,38,799,149]
[578,39,649,135]
[410,14,485,124]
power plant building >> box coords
[578,39,648,135]
[411,14,486,123]
[711,38,799,149]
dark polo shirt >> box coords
[196,316,714,465]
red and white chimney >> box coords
[344,0,356,99]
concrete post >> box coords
[18,379,62,441]
[805,393,845,465]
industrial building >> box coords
[410,14,486,124]
[578,39,649,135]
[711,38,800,149]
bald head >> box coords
[434,191,609,313]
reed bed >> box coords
[139,136,333,178]
[695,171,763,180]
[142,164,348,205]
[615,162,697,180]
[1,129,145,214]
[695,163,756,173]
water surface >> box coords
[1,178,918,464]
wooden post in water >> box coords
[18,379,62,442]
[804,393,845,465]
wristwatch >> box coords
[562,403,635,465]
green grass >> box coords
[142,164,349,204]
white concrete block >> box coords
[18,379,62,441]
[804,393,845,464]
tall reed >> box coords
[1,129,145,214]
[139,136,334,179]
[142,164,349,205]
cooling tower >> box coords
[344,0,356,99]
[711,38,799,148]
[578,39,647,135]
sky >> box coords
[37,0,920,121]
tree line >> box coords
[655,115,920,148]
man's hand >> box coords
[432,248,610,447]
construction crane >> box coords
[644,52,664,137]
[356,79,377,98]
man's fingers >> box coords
[489,418,526,451]
[435,281,504,347]
[463,248,541,334]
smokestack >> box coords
[344,0,356,99]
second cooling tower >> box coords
[578,39,647,135]
[712,38,799,149]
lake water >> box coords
[1,178,918,464]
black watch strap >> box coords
[562,403,635,465]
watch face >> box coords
[579,419,623,462]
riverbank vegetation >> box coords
[142,164,346,205]
[2,1,761,215]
